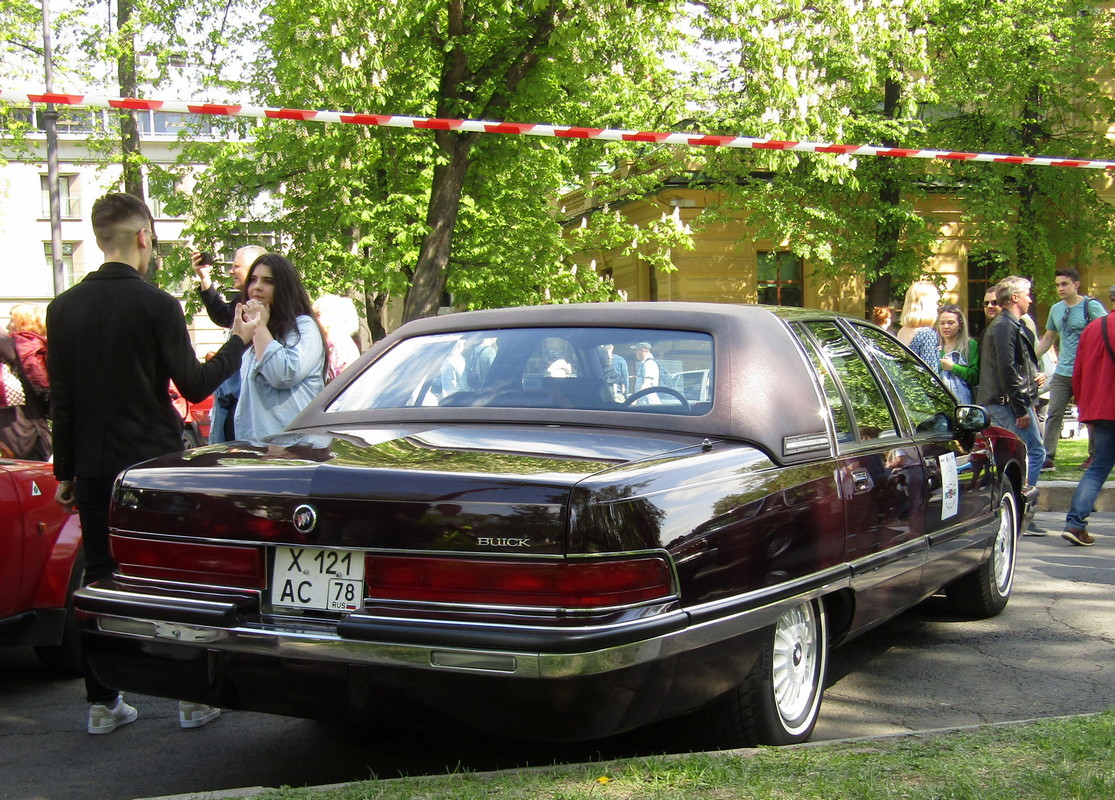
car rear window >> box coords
[326,327,714,415]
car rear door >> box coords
[795,321,928,632]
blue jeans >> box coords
[987,404,1047,487]
[1066,419,1115,532]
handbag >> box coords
[1,361,26,408]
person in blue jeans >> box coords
[1062,315,1115,546]
[975,277,1046,494]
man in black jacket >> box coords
[976,275,1047,492]
[191,245,267,441]
[47,193,259,734]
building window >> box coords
[44,241,80,288]
[757,251,803,307]
[967,251,1009,337]
[40,174,80,218]
[42,108,102,135]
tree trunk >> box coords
[362,283,389,344]
[116,0,150,277]
[401,134,473,323]
[864,77,903,319]
[1016,84,1044,279]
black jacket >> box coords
[47,262,245,481]
[975,309,1039,418]
[198,283,240,329]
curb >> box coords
[1035,479,1114,512]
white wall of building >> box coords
[1,115,227,356]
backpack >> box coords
[12,330,49,395]
[1082,295,1104,325]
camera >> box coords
[198,252,215,266]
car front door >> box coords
[850,324,996,591]
[0,468,25,619]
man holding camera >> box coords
[191,245,267,442]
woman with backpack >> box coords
[0,303,51,460]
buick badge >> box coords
[292,504,318,533]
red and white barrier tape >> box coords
[5,89,1114,171]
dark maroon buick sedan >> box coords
[75,302,1028,747]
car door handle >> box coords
[851,469,874,493]
[923,457,939,476]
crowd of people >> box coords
[1,192,365,737]
[884,270,1114,547]
[3,190,1114,734]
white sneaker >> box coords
[87,695,138,735]
[179,701,221,729]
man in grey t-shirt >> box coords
[1035,268,1107,469]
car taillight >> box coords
[111,534,265,589]
[365,555,676,609]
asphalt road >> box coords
[2,511,1113,800]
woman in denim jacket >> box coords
[234,254,327,440]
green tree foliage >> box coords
[687,0,1115,310]
[690,0,941,311]
[927,0,1115,299]
[172,0,693,332]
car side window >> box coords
[798,332,855,443]
[801,322,899,441]
[853,325,957,435]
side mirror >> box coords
[956,404,990,433]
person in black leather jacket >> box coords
[976,276,1047,490]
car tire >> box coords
[182,425,201,450]
[946,486,1018,618]
[694,598,828,748]
[34,550,85,678]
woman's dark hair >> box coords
[245,254,328,379]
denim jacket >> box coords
[234,314,325,440]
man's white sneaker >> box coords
[179,702,221,729]
[87,695,138,734]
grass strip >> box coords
[251,712,1114,800]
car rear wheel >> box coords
[692,598,828,748]
[946,485,1018,618]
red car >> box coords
[170,383,215,448]
[0,457,84,674]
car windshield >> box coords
[327,327,715,415]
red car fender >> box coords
[31,502,83,609]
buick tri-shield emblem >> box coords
[292,504,318,533]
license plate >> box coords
[271,546,364,612]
